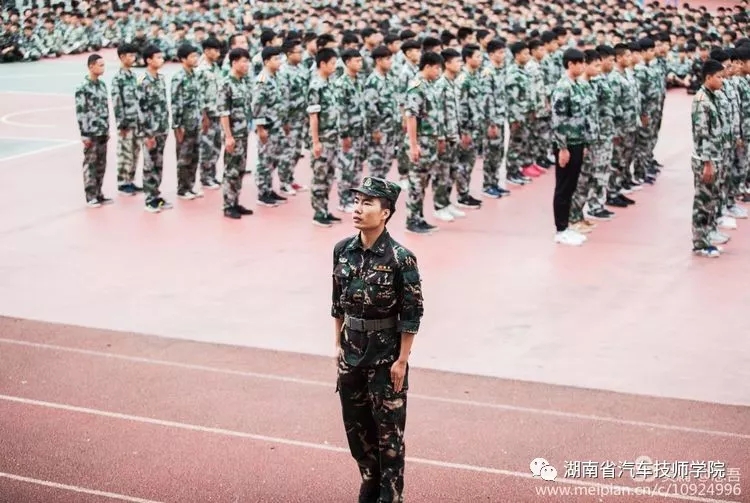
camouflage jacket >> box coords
[196,59,222,119]
[307,72,340,142]
[482,63,507,127]
[691,87,724,163]
[433,74,461,140]
[526,59,550,118]
[335,72,367,139]
[505,63,532,124]
[634,62,661,121]
[252,70,285,132]
[332,229,424,368]
[404,76,444,138]
[138,71,170,137]
[590,73,615,140]
[607,68,638,136]
[170,67,202,132]
[363,69,400,135]
[457,68,485,133]
[551,74,594,149]
[734,76,750,141]
[219,74,252,138]
[74,75,109,138]
[397,60,419,107]
[110,67,140,131]
[278,62,309,125]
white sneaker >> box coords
[433,207,455,222]
[718,215,737,230]
[709,230,730,245]
[728,205,748,219]
[555,229,585,246]
[568,228,588,242]
[447,204,466,218]
[280,183,297,196]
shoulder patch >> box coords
[257,72,266,83]
[137,74,146,85]
[695,90,705,103]
[407,78,421,90]
[482,67,492,77]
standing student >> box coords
[111,43,142,195]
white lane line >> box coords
[1,337,748,440]
[0,395,740,503]
[0,141,78,163]
[0,472,165,503]
[0,73,81,80]
[0,90,70,97]
[0,135,76,142]
[0,106,71,128]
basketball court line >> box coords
[0,472,164,503]
[0,394,739,503]
[1,337,747,440]
[0,140,78,163]
[0,72,82,80]
[0,90,71,97]
[1,106,72,129]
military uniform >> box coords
[220,73,253,212]
[569,78,600,225]
[170,66,203,198]
[432,72,461,213]
[197,58,223,188]
[252,68,286,205]
[74,75,110,206]
[609,66,640,197]
[333,176,424,503]
[336,71,368,210]
[364,68,400,180]
[482,63,508,196]
[111,66,142,193]
[505,62,534,184]
[278,61,310,192]
[456,67,485,204]
[138,70,172,212]
[586,72,615,215]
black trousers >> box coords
[552,144,585,232]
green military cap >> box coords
[350,176,401,203]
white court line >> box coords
[0,106,71,129]
[0,141,78,163]
[0,72,81,80]
[0,394,739,503]
[1,337,748,440]
[0,90,70,97]
[0,135,76,142]
[0,472,165,503]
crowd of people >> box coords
[2,0,750,252]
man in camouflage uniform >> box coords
[170,43,205,200]
[527,39,552,172]
[395,40,422,189]
[481,39,510,199]
[307,48,342,228]
[252,46,288,207]
[691,60,725,258]
[277,38,309,196]
[505,41,535,185]
[735,48,750,204]
[332,176,424,503]
[455,44,484,209]
[219,48,254,220]
[111,43,142,196]
[632,39,660,185]
[404,51,445,234]
[196,37,223,190]
[336,48,368,213]
[74,54,111,208]
[363,46,400,181]
[138,45,173,214]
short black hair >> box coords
[176,43,198,61]
[487,38,506,54]
[341,48,362,64]
[261,46,282,62]
[316,47,338,67]
[461,44,481,61]
[142,45,162,64]
[87,53,102,67]
[419,51,443,70]
[702,59,724,80]
[228,47,250,64]
[371,45,391,61]
[562,48,585,68]
[117,43,137,57]
[441,48,460,64]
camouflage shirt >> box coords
[252,69,285,131]
[110,67,140,130]
[138,71,170,137]
[306,72,340,142]
[433,74,461,140]
[590,73,615,140]
[458,68,486,133]
[551,74,594,149]
[363,69,400,135]
[505,63,533,124]
[335,72,367,139]
[332,229,424,368]
[608,68,638,136]
[482,63,507,127]
[74,75,109,138]
[404,76,444,138]
[219,74,252,138]
[734,76,750,141]
[197,59,222,119]
[170,67,202,132]
[691,86,724,163]
[278,62,309,124]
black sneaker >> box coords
[619,194,635,205]
[270,191,287,203]
[132,184,143,192]
[588,208,613,221]
[420,220,438,232]
[257,193,279,207]
[326,212,342,223]
[145,198,161,213]
[606,197,628,208]
[118,184,135,196]
[406,221,431,234]
[496,185,511,196]
[98,196,114,205]
[236,204,254,215]
[313,214,332,227]
[467,195,483,206]
[457,195,481,209]
[224,207,241,219]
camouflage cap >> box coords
[350,176,401,203]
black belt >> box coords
[344,315,397,331]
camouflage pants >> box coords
[406,137,439,226]
[199,117,222,184]
[279,122,306,185]
[368,132,398,180]
[310,138,339,219]
[456,132,480,198]
[632,125,651,180]
[507,121,532,178]
[530,115,552,164]
[586,139,613,212]
[482,127,505,189]
[611,131,636,191]
[338,136,367,207]
[337,361,408,503]
[255,131,284,195]
[692,157,721,250]
[82,136,108,202]
[433,140,458,210]
[724,144,744,207]
[116,128,141,186]
[142,134,167,203]
[222,135,248,209]
[570,148,594,223]
[396,133,410,178]
[176,129,200,192]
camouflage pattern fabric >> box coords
[433,73,461,208]
[138,71,170,202]
[570,79,600,223]
[197,59,223,184]
[505,62,533,177]
[456,68,484,197]
[336,72,368,207]
[75,75,110,202]
[278,62,309,185]
[364,70,400,180]
[170,67,202,193]
[482,64,507,189]
[307,72,340,218]
[220,74,252,209]
[252,69,286,195]
[111,67,141,186]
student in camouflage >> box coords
[111,43,142,196]
[734,48,750,205]
[395,40,422,188]
[332,176,423,503]
[138,45,173,214]
[455,44,485,209]
[74,54,112,208]
[363,46,400,180]
[196,37,223,190]
[277,39,309,196]
[505,41,535,186]
[170,43,205,200]
[219,48,254,220]
[252,46,289,207]
[691,60,726,258]
[404,51,445,235]
[336,49,368,213]
[481,39,510,199]
[526,39,552,173]
[307,48,343,228]
[632,38,660,185]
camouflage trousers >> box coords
[142,134,167,203]
[368,131,398,180]
[310,138,339,219]
[396,132,410,178]
[279,122,306,185]
[632,122,658,179]
[433,140,458,210]
[586,139,613,212]
[610,132,636,191]
[199,117,222,184]
[507,121,532,178]
[482,127,505,189]
[176,129,200,193]
[456,132,481,198]
[692,157,721,250]
[116,128,141,186]
[222,135,248,209]
[406,136,440,226]
[82,136,108,202]
[255,131,285,195]
[337,361,408,503]
[570,148,595,223]
[529,115,552,164]
[338,136,367,207]
[723,143,745,208]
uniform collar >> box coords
[346,228,390,256]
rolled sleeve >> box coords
[397,261,423,333]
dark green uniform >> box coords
[332,177,424,503]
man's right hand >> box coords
[558,148,570,168]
